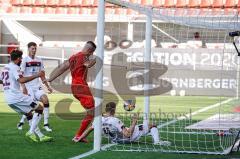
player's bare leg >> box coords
[73,108,94,143]
[40,95,52,132]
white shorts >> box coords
[27,86,45,101]
[8,95,38,114]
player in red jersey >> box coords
[48,41,96,142]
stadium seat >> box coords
[55,7,66,14]
[58,0,69,7]
[91,8,97,15]
[141,0,153,6]
[152,0,163,8]
[43,7,55,14]
[34,0,45,6]
[105,8,114,15]
[127,8,138,15]
[200,0,212,8]
[176,0,187,8]
[114,8,126,15]
[69,0,81,7]
[31,7,43,13]
[164,0,175,8]
[6,6,18,13]
[19,6,31,13]
[188,0,200,8]
[79,7,90,15]
[46,0,57,7]
[224,0,237,14]
[23,0,33,6]
[129,0,138,4]
[67,7,78,14]
[212,0,224,8]
[93,0,98,7]
[11,0,21,6]
[81,0,93,7]
[225,0,237,8]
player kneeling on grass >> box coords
[75,102,171,146]
[0,50,52,142]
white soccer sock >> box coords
[29,113,42,134]
[35,127,44,138]
[43,107,49,125]
[28,120,44,138]
[150,127,160,144]
[20,115,26,123]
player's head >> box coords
[10,50,23,66]
[27,42,37,57]
[105,102,116,115]
[83,41,96,56]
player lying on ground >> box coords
[75,102,171,145]
[17,42,53,132]
[0,50,52,142]
[48,41,96,142]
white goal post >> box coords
[92,0,240,155]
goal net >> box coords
[94,0,240,155]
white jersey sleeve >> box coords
[12,66,22,81]
[40,58,45,71]
[20,57,26,74]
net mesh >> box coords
[100,0,240,154]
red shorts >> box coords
[71,83,94,109]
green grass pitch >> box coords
[0,92,239,159]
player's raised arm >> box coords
[122,113,138,138]
[84,58,96,68]
[17,71,45,84]
[48,60,70,83]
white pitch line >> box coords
[69,150,99,159]
[158,98,235,129]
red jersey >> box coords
[69,52,88,84]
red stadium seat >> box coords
[20,6,31,13]
[79,7,90,14]
[225,0,237,8]
[46,0,57,7]
[31,7,43,13]
[11,0,21,6]
[105,8,114,15]
[141,0,153,6]
[164,0,175,8]
[23,0,32,6]
[67,7,78,14]
[34,0,45,6]
[129,0,138,4]
[114,8,126,15]
[55,7,66,14]
[224,0,237,14]
[200,0,212,8]
[58,0,69,7]
[6,6,18,13]
[81,0,93,7]
[69,0,81,7]
[188,0,200,8]
[91,8,97,15]
[152,0,163,8]
[93,0,98,7]
[43,7,55,14]
[176,0,187,8]
[212,0,224,8]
